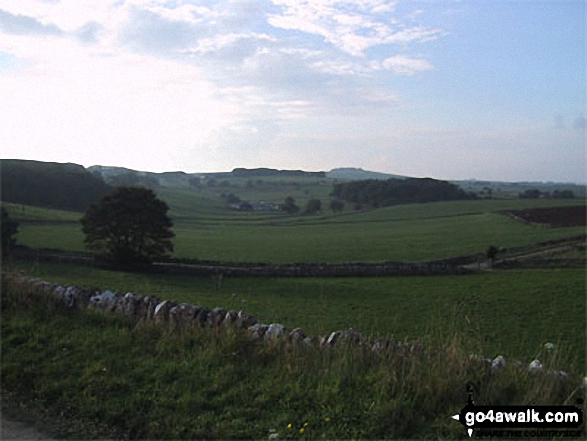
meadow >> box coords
[5,187,585,365]
[7,194,584,263]
[2,181,586,439]
[9,260,585,373]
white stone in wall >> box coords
[326,331,341,346]
[90,290,116,308]
[154,300,168,316]
[550,370,568,378]
[248,323,268,339]
[289,328,306,342]
[491,355,506,373]
[63,286,78,307]
[528,359,543,373]
[265,323,286,340]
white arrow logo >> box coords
[451,414,473,437]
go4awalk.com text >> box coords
[451,393,583,438]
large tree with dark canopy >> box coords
[81,187,174,266]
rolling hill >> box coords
[0,159,113,212]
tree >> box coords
[281,196,300,214]
[1,207,18,256]
[80,187,174,267]
[486,245,499,269]
[331,177,476,208]
[552,189,575,199]
[303,198,322,215]
[519,189,541,199]
[329,199,344,213]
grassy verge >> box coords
[2,274,584,439]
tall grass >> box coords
[2,274,584,439]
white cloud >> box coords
[187,32,277,55]
[0,0,121,33]
[376,54,433,75]
[10,1,567,180]
[267,0,443,56]
[0,26,248,171]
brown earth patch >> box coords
[506,205,586,227]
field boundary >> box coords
[11,247,472,276]
[6,273,573,378]
[11,234,586,277]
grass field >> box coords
[9,260,585,372]
[7,197,585,263]
[2,181,586,439]
[2,274,585,439]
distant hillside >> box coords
[204,168,326,179]
[327,167,408,181]
[453,179,587,199]
[88,165,191,188]
[1,159,113,212]
[331,177,476,207]
[89,165,326,187]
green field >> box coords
[5,189,585,365]
[3,178,586,439]
[10,261,585,372]
[7,196,584,263]
[5,275,583,439]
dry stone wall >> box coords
[13,275,572,380]
[12,248,472,277]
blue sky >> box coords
[0,0,585,182]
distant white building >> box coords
[230,201,280,212]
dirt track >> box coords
[1,413,56,440]
[461,244,580,270]
[0,398,59,441]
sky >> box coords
[0,0,585,182]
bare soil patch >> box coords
[506,205,586,227]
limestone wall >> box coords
[12,248,472,277]
[9,275,571,381]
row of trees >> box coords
[281,197,346,215]
[519,189,575,199]
[331,178,476,208]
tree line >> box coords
[1,159,113,212]
[519,189,575,199]
[331,178,476,208]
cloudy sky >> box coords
[0,0,585,182]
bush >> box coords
[303,199,322,215]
